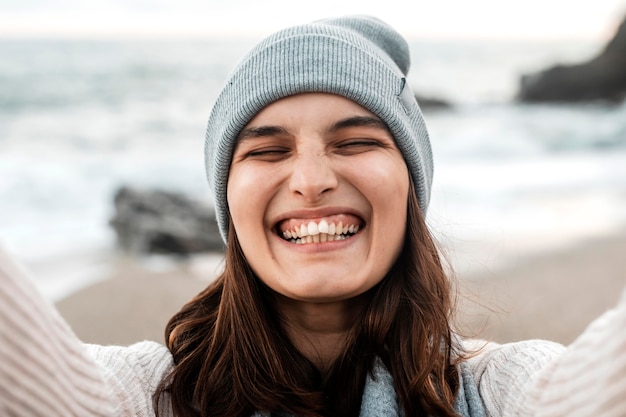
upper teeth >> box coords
[282,220,360,243]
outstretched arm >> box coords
[515,288,626,416]
[0,243,173,416]
[467,288,626,417]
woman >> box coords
[1,15,625,417]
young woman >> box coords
[1,15,625,417]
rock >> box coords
[415,94,452,110]
[109,187,224,255]
[517,15,626,103]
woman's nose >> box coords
[288,151,338,202]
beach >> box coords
[3,38,625,348]
[454,231,626,345]
[55,231,626,347]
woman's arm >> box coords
[0,243,172,416]
[466,288,626,417]
[514,288,626,416]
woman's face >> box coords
[227,93,409,303]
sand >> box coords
[454,233,626,345]
[55,254,224,346]
[56,234,626,347]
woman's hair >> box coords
[155,181,461,417]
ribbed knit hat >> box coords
[205,15,433,243]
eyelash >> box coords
[334,139,385,153]
[338,139,382,147]
[243,147,290,159]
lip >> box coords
[270,206,366,229]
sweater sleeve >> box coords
[86,342,174,417]
[513,288,626,417]
[0,243,173,417]
[465,288,626,417]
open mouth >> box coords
[276,215,364,245]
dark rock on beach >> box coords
[415,94,452,110]
[109,187,224,255]
[517,14,626,103]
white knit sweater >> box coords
[1,245,625,417]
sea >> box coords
[1,37,625,301]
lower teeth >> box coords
[289,233,354,244]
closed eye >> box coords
[334,139,386,155]
[233,125,293,162]
[242,147,291,161]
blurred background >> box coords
[1,0,626,344]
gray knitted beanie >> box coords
[205,15,433,243]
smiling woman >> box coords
[2,13,626,417]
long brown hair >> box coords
[155,181,462,417]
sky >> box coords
[0,0,625,41]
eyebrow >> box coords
[328,116,390,133]
[237,125,290,142]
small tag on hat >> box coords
[397,77,415,115]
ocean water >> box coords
[1,37,625,300]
